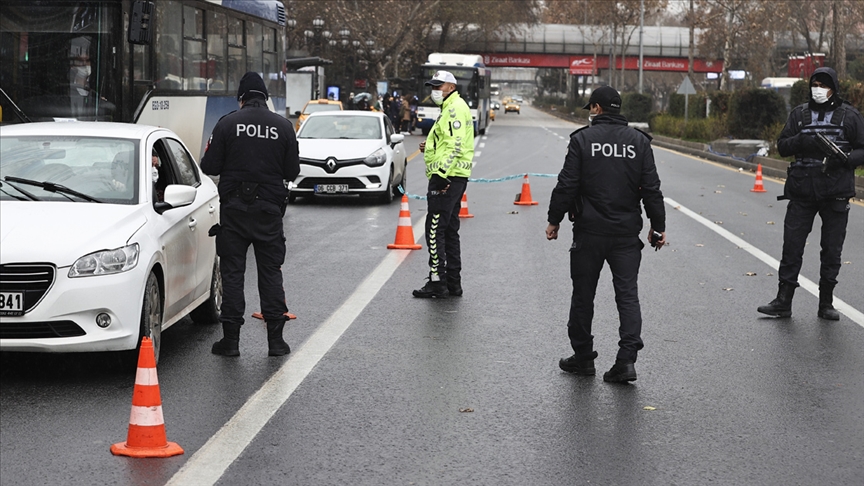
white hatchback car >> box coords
[291,111,407,203]
[0,122,221,363]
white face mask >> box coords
[151,166,159,183]
[588,113,596,125]
[431,89,445,105]
[811,86,830,104]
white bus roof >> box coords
[761,77,802,88]
[427,53,485,68]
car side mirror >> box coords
[155,184,196,214]
[389,133,404,146]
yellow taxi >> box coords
[295,99,343,131]
[504,99,520,114]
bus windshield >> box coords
[418,66,479,108]
[0,2,120,123]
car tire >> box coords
[122,271,162,368]
[379,167,395,204]
[190,257,221,324]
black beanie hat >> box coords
[811,72,836,91]
[237,71,268,102]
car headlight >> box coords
[364,148,387,167]
[69,243,140,278]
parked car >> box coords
[295,99,343,131]
[0,122,221,363]
[290,111,407,203]
[505,100,521,114]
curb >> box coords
[535,106,864,200]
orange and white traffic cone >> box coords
[458,192,474,218]
[111,337,184,458]
[387,195,422,250]
[751,163,767,193]
[514,174,539,205]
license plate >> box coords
[0,292,24,315]
[314,184,349,194]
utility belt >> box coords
[224,181,287,215]
[790,159,824,170]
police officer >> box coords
[546,86,666,383]
[758,67,864,320]
[201,72,300,357]
[413,70,474,298]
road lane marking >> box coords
[165,216,427,486]
[479,142,485,148]
[666,197,864,328]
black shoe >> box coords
[757,282,795,317]
[212,322,241,356]
[447,278,463,297]
[818,304,840,321]
[603,361,637,383]
[413,278,448,298]
[559,351,598,375]
[266,320,291,356]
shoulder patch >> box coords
[453,120,461,129]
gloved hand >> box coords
[429,173,450,192]
[825,153,847,170]
[795,133,821,154]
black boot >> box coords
[817,284,840,321]
[559,350,598,375]
[212,322,241,356]
[266,320,291,356]
[757,282,796,317]
[447,271,463,297]
[603,360,637,383]
[412,276,448,298]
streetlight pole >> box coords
[638,0,644,94]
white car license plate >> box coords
[315,184,349,194]
[0,292,24,315]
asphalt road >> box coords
[1,105,862,486]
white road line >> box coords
[666,197,864,328]
[165,217,425,486]
[479,142,485,148]
[474,151,482,158]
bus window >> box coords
[182,5,205,91]
[156,1,182,89]
[227,18,246,92]
[207,10,227,92]
[246,22,262,74]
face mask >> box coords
[811,86,830,104]
[588,113,596,125]
[431,90,445,105]
[151,166,159,183]
[70,65,91,82]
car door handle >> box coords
[188,218,198,229]
[208,204,216,214]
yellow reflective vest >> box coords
[424,91,474,179]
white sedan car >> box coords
[0,122,221,363]
[291,111,407,203]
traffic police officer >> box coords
[201,72,300,357]
[413,70,474,298]
[758,67,864,320]
[546,86,666,383]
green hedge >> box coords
[790,80,809,108]
[621,92,652,122]
[727,88,787,139]
[648,113,727,142]
[669,93,707,118]
[708,91,731,117]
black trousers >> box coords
[216,201,288,326]
[568,233,644,362]
[778,199,850,288]
[425,178,467,279]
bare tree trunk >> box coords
[688,0,694,86]
[832,0,847,79]
[719,7,733,91]
[438,21,450,52]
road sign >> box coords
[677,76,697,95]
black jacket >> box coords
[548,113,665,236]
[201,99,300,207]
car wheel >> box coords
[122,272,162,368]
[392,165,406,198]
[190,257,221,324]
[379,166,395,204]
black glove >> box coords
[429,174,450,192]
[825,153,847,170]
[795,133,821,154]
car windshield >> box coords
[0,136,138,204]
[303,103,342,114]
[298,116,382,140]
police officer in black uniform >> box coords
[758,67,864,320]
[546,86,666,383]
[201,72,300,357]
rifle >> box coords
[814,133,848,172]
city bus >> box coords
[0,0,286,159]
[416,53,491,136]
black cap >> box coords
[237,71,268,102]
[583,86,622,112]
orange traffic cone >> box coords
[514,174,539,205]
[458,192,474,218]
[387,195,423,250]
[111,337,184,458]
[751,163,767,193]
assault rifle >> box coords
[814,133,848,172]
